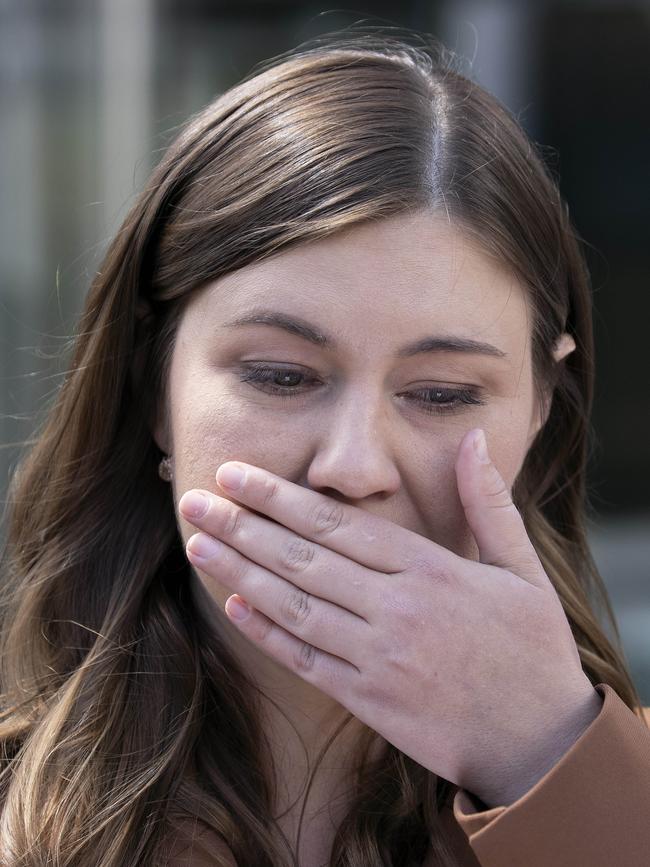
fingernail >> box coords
[217,463,245,490]
[179,491,209,518]
[225,595,251,621]
[187,533,222,560]
[473,429,489,463]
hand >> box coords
[178,427,603,807]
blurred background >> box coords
[1,0,648,700]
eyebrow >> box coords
[221,309,507,359]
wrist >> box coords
[469,687,604,809]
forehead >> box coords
[190,210,530,354]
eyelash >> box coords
[238,364,485,415]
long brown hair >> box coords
[0,26,644,867]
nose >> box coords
[305,386,401,503]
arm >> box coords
[453,683,650,867]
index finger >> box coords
[214,461,454,575]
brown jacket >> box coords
[166,682,650,866]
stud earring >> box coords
[158,455,173,482]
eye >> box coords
[238,364,486,414]
[239,363,319,397]
[403,386,485,414]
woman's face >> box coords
[153,210,550,614]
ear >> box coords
[526,332,576,446]
[149,393,171,456]
[130,300,172,455]
[551,332,576,364]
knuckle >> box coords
[257,616,274,643]
[358,672,389,706]
[430,561,453,586]
[309,501,348,538]
[294,641,317,672]
[512,545,542,574]
[482,475,514,509]
[280,538,316,573]
[397,603,426,632]
[485,497,518,519]
[375,632,409,671]
[260,477,280,509]
[409,554,453,587]
[223,505,246,538]
[281,588,312,626]
[228,556,250,585]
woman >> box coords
[0,27,648,867]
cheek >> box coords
[169,387,316,540]
[404,440,476,559]
[169,383,320,619]
[409,418,531,562]
[485,421,532,490]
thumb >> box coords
[455,428,546,587]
